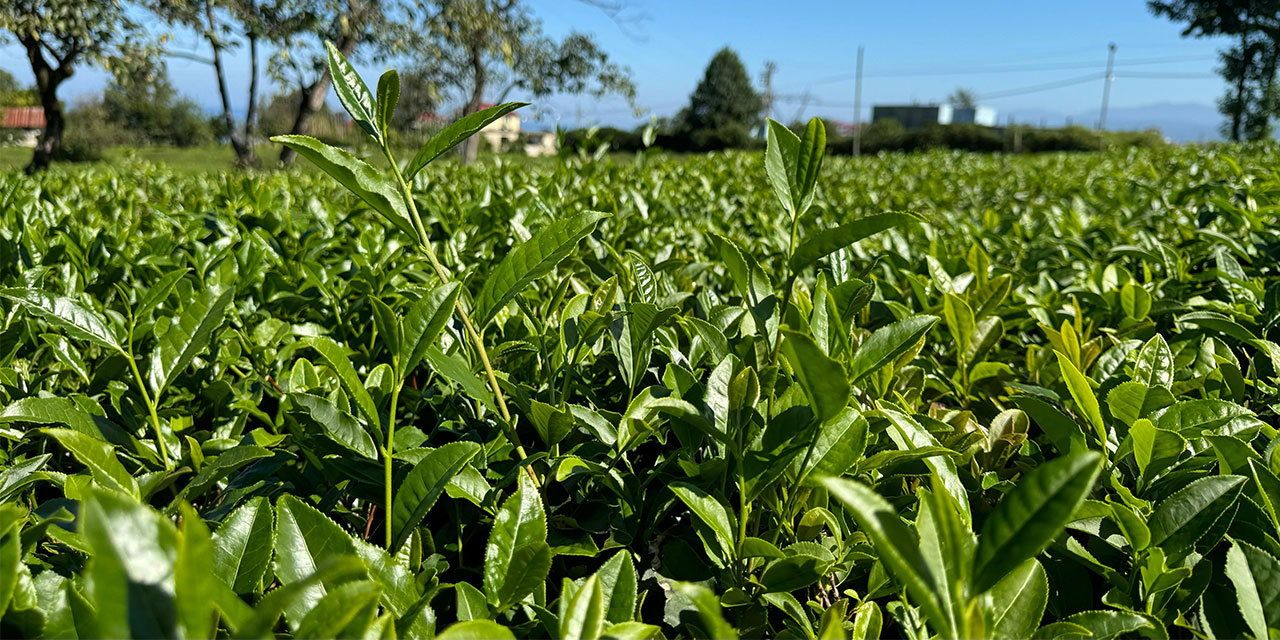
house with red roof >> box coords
[2,107,44,147]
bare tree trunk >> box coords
[206,1,259,168]
[246,31,260,136]
[1232,31,1249,142]
[279,37,357,166]
[460,44,487,164]
[21,37,69,175]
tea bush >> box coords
[0,49,1277,639]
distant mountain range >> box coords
[1001,102,1225,142]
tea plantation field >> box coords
[0,140,1278,638]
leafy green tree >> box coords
[681,47,762,132]
[404,0,636,162]
[1150,0,1280,140]
[949,87,978,109]
[0,67,36,106]
[100,64,214,146]
[0,0,157,173]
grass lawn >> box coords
[0,144,292,173]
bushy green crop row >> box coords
[0,57,1278,640]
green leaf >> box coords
[561,573,605,640]
[369,296,402,364]
[1057,610,1153,639]
[212,496,275,595]
[273,495,362,630]
[437,619,517,640]
[1013,396,1089,457]
[474,211,610,326]
[764,118,800,217]
[398,282,461,379]
[597,550,638,625]
[299,336,381,436]
[133,269,189,322]
[375,69,399,138]
[669,482,737,566]
[989,558,1048,640]
[404,102,528,179]
[972,451,1103,593]
[175,503,222,640]
[148,285,233,396]
[295,579,383,639]
[881,408,971,526]
[942,294,976,358]
[780,329,850,423]
[43,428,139,499]
[1054,351,1107,446]
[601,621,663,640]
[819,477,948,636]
[0,288,121,352]
[795,406,868,483]
[1224,539,1280,640]
[1146,475,1244,556]
[80,488,179,639]
[325,40,379,142]
[423,346,497,414]
[1105,381,1173,427]
[484,472,549,610]
[1250,459,1280,533]
[292,392,378,459]
[794,117,825,214]
[790,212,920,271]
[390,441,481,553]
[672,582,738,640]
[233,556,367,639]
[848,315,938,383]
[1133,335,1173,389]
[760,553,830,593]
[270,135,414,238]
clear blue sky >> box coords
[1,0,1232,134]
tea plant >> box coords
[0,47,1278,639]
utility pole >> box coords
[761,61,777,124]
[1099,42,1116,131]
[853,45,864,157]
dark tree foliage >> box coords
[681,46,762,132]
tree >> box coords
[150,0,308,167]
[948,88,977,109]
[682,47,762,132]
[0,0,156,173]
[1150,0,1280,140]
[271,0,411,166]
[405,0,636,163]
[100,63,213,146]
[0,68,36,106]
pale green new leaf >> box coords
[299,336,380,436]
[848,315,938,383]
[669,482,737,566]
[212,497,275,595]
[561,573,605,640]
[484,473,549,609]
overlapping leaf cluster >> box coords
[1,50,1278,639]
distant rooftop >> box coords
[2,107,44,129]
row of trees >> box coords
[0,0,637,173]
[1150,0,1280,141]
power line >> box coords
[783,54,1216,88]
[976,73,1107,100]
[1116,71,1217,79]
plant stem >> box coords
[385,381,401,549]
[382,147,539,486]
[126,351,170,468]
